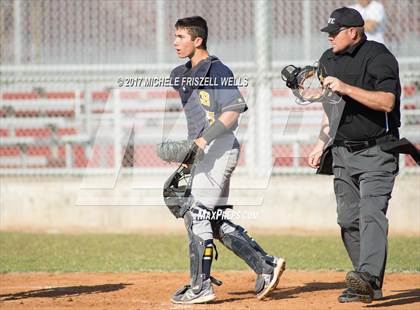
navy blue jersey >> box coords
[171,56,247,139]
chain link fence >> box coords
[2,0,420,65]
[1,0,419,176]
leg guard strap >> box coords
[218,222,275,274]
[184,211,213,294]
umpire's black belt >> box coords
[318,131,420,175]
[333,131,397,153]
[333,133,420,166]
[333,139,378,153]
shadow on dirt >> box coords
[0,283,132,301]
[227,281,346,300]
[226,283,420,307]
[366,289,420,308]
[267,281,347,300]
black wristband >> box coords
[202,119,229,143]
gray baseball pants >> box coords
[332,144,398,285]
[185,134,240,240]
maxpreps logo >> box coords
[328,17,335,24]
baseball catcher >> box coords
[157,16,286,305]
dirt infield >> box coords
[0,272,419,309]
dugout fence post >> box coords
[254,0,272,178]
[303,0,311,62]
[13,0,22,66]
[156,0,165,64]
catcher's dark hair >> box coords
[175,16,208,50]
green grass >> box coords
[0,232,418,272]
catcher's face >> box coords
[173,28,201,59]
[328,27,357,53]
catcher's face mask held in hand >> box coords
[163,164,193,218]
[281,62,341,105]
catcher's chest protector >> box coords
[171,57,221,140]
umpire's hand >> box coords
[323,76,350,95]
[308,142,325,168]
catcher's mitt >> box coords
[157,140,203,164]
[281,63,338,105]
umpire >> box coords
[308,7,401,303]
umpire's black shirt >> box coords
[319,34,401,141]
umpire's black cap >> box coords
[320,7,364,34]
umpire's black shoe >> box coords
[338,287,383,303]
[345,271,379,303]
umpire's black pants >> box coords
[332,144,398,286]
